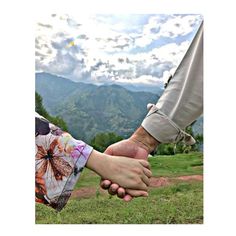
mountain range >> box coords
[36,72,203,142]
[36,72,160,142]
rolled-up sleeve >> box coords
[142,21,203,144]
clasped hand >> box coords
[100,139,151,201]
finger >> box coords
[138,160,150,169]
[143,168,152,178]
[117,187,126,198]
[123,194,133,202]
[133,181,148,191]
[125,189,149,197]
[141,174,150,186]
[100,179,112,189]
[108,183,119,195]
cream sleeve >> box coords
[142,21,203,144]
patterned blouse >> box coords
[35,113,93,211]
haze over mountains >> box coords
[36,72,160,141]
[36,72,202,142]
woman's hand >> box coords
[100,127,159,201]
[86,150,152,191]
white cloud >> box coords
[116,75,162,85]
[135,36,153,48]
[158,15,202,38]
[150,40,190,67]
[36,14,202,88]
[134,14,202,48]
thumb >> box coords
[125,189,149,197]
[122,190,149,202]
[104,145,113,155]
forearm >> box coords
[142,22,203,144]
[86,150,110,178]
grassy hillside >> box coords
[36,152,203,224]
[36,72,159,142]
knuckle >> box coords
[134,167,142,175]
[136,178,143,186]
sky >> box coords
[35,14,203,89]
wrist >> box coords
[86,150,110,177]
[130,126,159,153]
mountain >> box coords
[36,72,159,142]
[192,116,203,135]
[116,83,164,96]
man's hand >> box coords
[101,126,159,201]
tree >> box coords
[155,123,203,155]
[90,132,123,152]
[35,92,68,131]
[35,92,50,118]
[156,143,175,155]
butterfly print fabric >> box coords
[35,113,93,211]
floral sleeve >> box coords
[35,112,93,211]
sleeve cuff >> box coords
[141,104,196,145]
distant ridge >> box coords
[36,72,159,141]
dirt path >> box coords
[71,175,203,199]
[150,174,203,187]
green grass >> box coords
[35,152,203,224]
[149,152,203,177]
[74,168,101,189]
[74,152,203,189]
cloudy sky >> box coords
[35,14,203,90]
